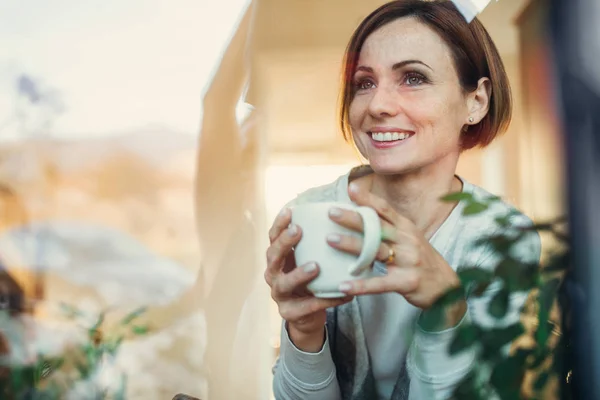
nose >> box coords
[367,85,401,119]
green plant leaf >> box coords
[484,195,502,203]
[90,312,105,332]
[59,302,84,319]
[436,286,465,307]
[491,323,524,348]
[494,257,522,279]
[450,371,485,400]
[458,266,493,297]
[86,345,99,365]
[418,305,444,332]
[534,370,550,391]
[132,325,149,335]
[475,234,519,254]
[542,251,570,273]
[513,263,540,291]
[441,192,474,202]
[115,373,128,400]
[536,278,561,347]
[528,348,550,369]
[10,367,24,393]
[120,306,147,326]
[490,357,525,398]
[494,215,511,227]
[472,281,492,297]
[75,360,90,379]
[463,202,489,216]
[489,289,509,318]
[458,267,493,286]
[496,258,539,292]
[449,323,480,355]
[105,337,124,356]
[493,210,522,227]
[480,323,525,360]
[36,356,64,381]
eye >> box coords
[403,72,427,86]
[354,79,375,91]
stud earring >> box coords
[468,117,474,123]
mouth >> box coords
[367,129,415,147]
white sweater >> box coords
[272,168,541,400]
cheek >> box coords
[405,93,465,135]
[348,97,368,129]
[348,103,359,128]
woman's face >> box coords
[349,17,480,176]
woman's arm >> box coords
[268,200,344,399]
[273,322,342,400]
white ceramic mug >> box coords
[291,202,381,298]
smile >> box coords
[370,131,411,142]
[368,130,414,148]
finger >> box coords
[328,207,363,232]
[326,234,398,268]
[273,262,320,296]
[328,206,398,242]
[268,208,292,243]
[375,243,397,264]
[338,269,420,296]
[326,233,363,256]
[279,295,354,321]
[281,251,297,274]
[266,224,301,276]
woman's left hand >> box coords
[328,182,466,325]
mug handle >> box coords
[347,206,381,276]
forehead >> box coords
[358,17,455,69]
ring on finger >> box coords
[384,246,396,264]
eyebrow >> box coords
[355,60,433,73]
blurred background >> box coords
[0,0,568,399]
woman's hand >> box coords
[265,208,353,351]
[327,182,466,328]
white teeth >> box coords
[371,132,410,142]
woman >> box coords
[265,1,540,399]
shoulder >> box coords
[458,180,541,266]
[282,171,350,209]
[464,182,534,230]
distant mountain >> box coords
[54,124,198,170]
[0,124,198,181]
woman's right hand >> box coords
[265,208,353,352]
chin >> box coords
[368,160,414,176]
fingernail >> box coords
[338,282,352,292]
[349,182,359,194]
[329,207,343,218]
[303,262,317,273]
[327,233,341,243]
[280,208,290,217]
[288,224,298,236]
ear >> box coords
[465,77,491,125]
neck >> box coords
[367,158,462,237]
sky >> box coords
[0,0,250,141]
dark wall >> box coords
[549,0,600,398]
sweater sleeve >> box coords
[407,219,542,400]
[272,322,342,400]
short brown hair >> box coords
[338,0,511,150]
